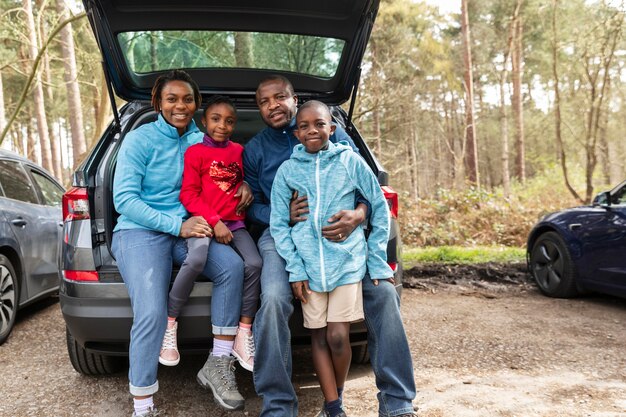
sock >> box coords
[324,398,343,417]
[212,338,234,357]
[167,317,176,328]
[337,386,344,402]
[238,322,252,331]
[133,397,154,416]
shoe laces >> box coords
[244,332,255,357]
[162,325,177,350]
[215,356,238,390]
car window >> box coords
[0,160,39,204]
[117,31,344,79]
[612,185,626,206]
[30,170,64,207]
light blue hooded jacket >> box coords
[270,141,393,293]
[113,114,203,236]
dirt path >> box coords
[1,264,626,416]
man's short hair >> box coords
[256,75,295,96]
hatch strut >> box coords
[346,66,362,134]
[86,1,120,132]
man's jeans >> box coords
[112,229,244,397]
[253,228,416,416]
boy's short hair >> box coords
[296,100,331,120]
[203,95,237,117]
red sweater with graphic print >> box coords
[180,141,245,227]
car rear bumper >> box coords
[60,278,369,356]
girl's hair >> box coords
[151,69,202,113]
[202,95,237,117]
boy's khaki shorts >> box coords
[302,281,364,329]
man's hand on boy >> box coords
[235,182,254,215]
[322,202,367,242]
[214,220,233,244]
[180,216,213,238]
[291,280,311,304]
[289,190,309,226]
[373,277,395,286]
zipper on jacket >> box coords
[315,154,327,291]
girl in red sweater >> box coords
[159,96,261,375]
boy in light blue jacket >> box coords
[270,100,394,417]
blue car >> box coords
[527,180,626,299]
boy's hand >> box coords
[214,220,233,244]
[322,203,367,242]
[180,216,212,238]
[289,190,309,225]
[373,277,395,286]
[291,280,311,304]
[235,182,254,215]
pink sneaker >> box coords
[232,327,254,372]
[159,321,180,366]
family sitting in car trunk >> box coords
[112,69,417,417]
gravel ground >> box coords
[1,264,626,416]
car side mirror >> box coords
[592,191,611,207]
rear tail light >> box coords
[61,186,99,281]
[381,186,398,218]
[62,270,99,281]
[63,186,90,221]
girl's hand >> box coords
[291,280,311,304]
[180,216,212,238]
[235,182,254,215]
[214,220,233,244]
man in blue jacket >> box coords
[243,75,416,417]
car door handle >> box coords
[569,223,582,231]
[11,218,27,227]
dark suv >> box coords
[60,0,403,375]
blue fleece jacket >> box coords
[270,141,393,293]
[243,118,358,226]
[113,114,203,236]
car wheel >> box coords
[352,343,370,364]
[66,327,125,375]
[0,255,19,345]
[530,231,579,298]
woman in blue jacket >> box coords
[112,70,249,416]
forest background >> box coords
[0,0,625,250]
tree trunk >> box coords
[461,0,479,187]
[0,72,6,134]
[511,0,525,183]
[39,7,63,179]
[56,0,87,169]
[234,32,253,67]
[551,0,583,203]
[23,0,52,170]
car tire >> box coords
[0,255,19,345]
[352,343,370,364]
[530,231,579,298]
[66,327,125,375]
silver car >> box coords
[0,149,64,345]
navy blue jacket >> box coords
[243,118,357,226]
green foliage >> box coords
[402,245,525,266]
[399,166,585,247]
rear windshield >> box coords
[118,31,344,79]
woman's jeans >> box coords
[112,229,244,396]
[253,228,416,417]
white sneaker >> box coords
[232,327,254,371]
[159,321,180,366]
